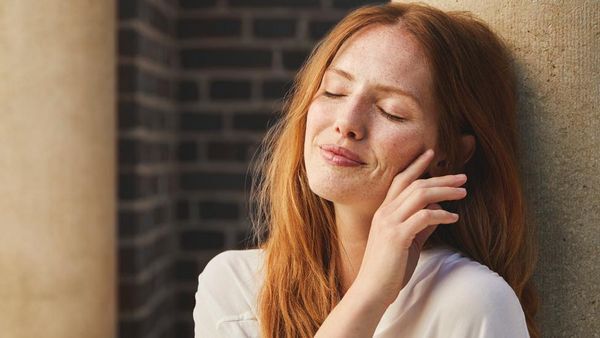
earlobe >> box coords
[426,135,475,177]
[461,134,476,165]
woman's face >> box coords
[304,23,439,210]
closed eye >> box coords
[378,107,406,122]
[323,91,344,98]
[323,91,406,122]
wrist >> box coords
[346,281,392,312]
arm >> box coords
[314,284,389,338]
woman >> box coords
[193,2,540,337]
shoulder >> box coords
[193,249,264,337]
[197,249,265,303]
[200,249,264,283]
[429,251,529,337]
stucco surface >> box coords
[0,1,116,338]
[391,1,599,336]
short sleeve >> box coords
[436,270,530,338]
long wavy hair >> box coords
[246,2,540,337]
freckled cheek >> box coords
[305,103,331,139]
[380,128,427,173]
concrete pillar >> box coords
[0,1,116,338]
[391,0,599,336]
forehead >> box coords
[327,23,433,107]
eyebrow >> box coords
[326,67,421,106]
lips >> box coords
[319,144,365,164]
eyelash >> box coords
[323,91,406,122]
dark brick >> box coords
[119,173,160,200]
[206,141,253,162]
[282,49,311,70]
[179,112,223,131]
[118,0,139,19]
[229,0,319,7]
[174,259,199,281]
[176,200,190,221]
[308,19,339,40]
[180,230,225,250]
[177,80,199,102]
[142,1,174,36]
[232,112,279,131]
[169,173,178,194]
[120,101,176,131]
[253,18,296,38]
[119,245,151,277]
[119,138,142,165]
[180,48,272,69]
[119,28,175,67]
[176,288,196,313]
[209,80,251,100]
[118,208,155,238]
[118,64,137,93]
[119,28,138,56]
[179,0,218,9]
[153,202,170,224]
[332,0,384,9]
[140,142,168,164]
[119,285,175,338]
[160,142,173,162]
[119,0,175,35]
[118,64,173,98]
[180,172,246,191]
[119,173,140,200]
[119,232,176,277]
[119,261,171,312]
[177,141,198,162]
[262,78,293,99]
[198,201,239,220]
[139,70,173,99]
[172,319,194,338]
[178,18,242,38]
[118,101,139,130]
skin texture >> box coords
[307,23,473,337]
[304,22,441,294]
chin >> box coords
[305,170,379,206]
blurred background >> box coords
[0,0,597,337]
[117,0,381,336]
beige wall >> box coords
[0,1,116,338]
[391,0,599,336]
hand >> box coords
[352,149,468,307]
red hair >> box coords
[248,3,540,337]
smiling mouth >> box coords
[320,148,365,167]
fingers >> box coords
[397,209,459,248]
[383,149,435,205]
[402,186,467,222]
[394,174,467,209]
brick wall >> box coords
[118,0,179,337]
[117,0,383,337]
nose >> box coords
[336,123,362,140]
[334,99,367,140]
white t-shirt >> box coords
[193,245,530,338]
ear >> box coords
[425,135,476,177]
[460,134,476,165]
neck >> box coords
[334,202,376,296]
